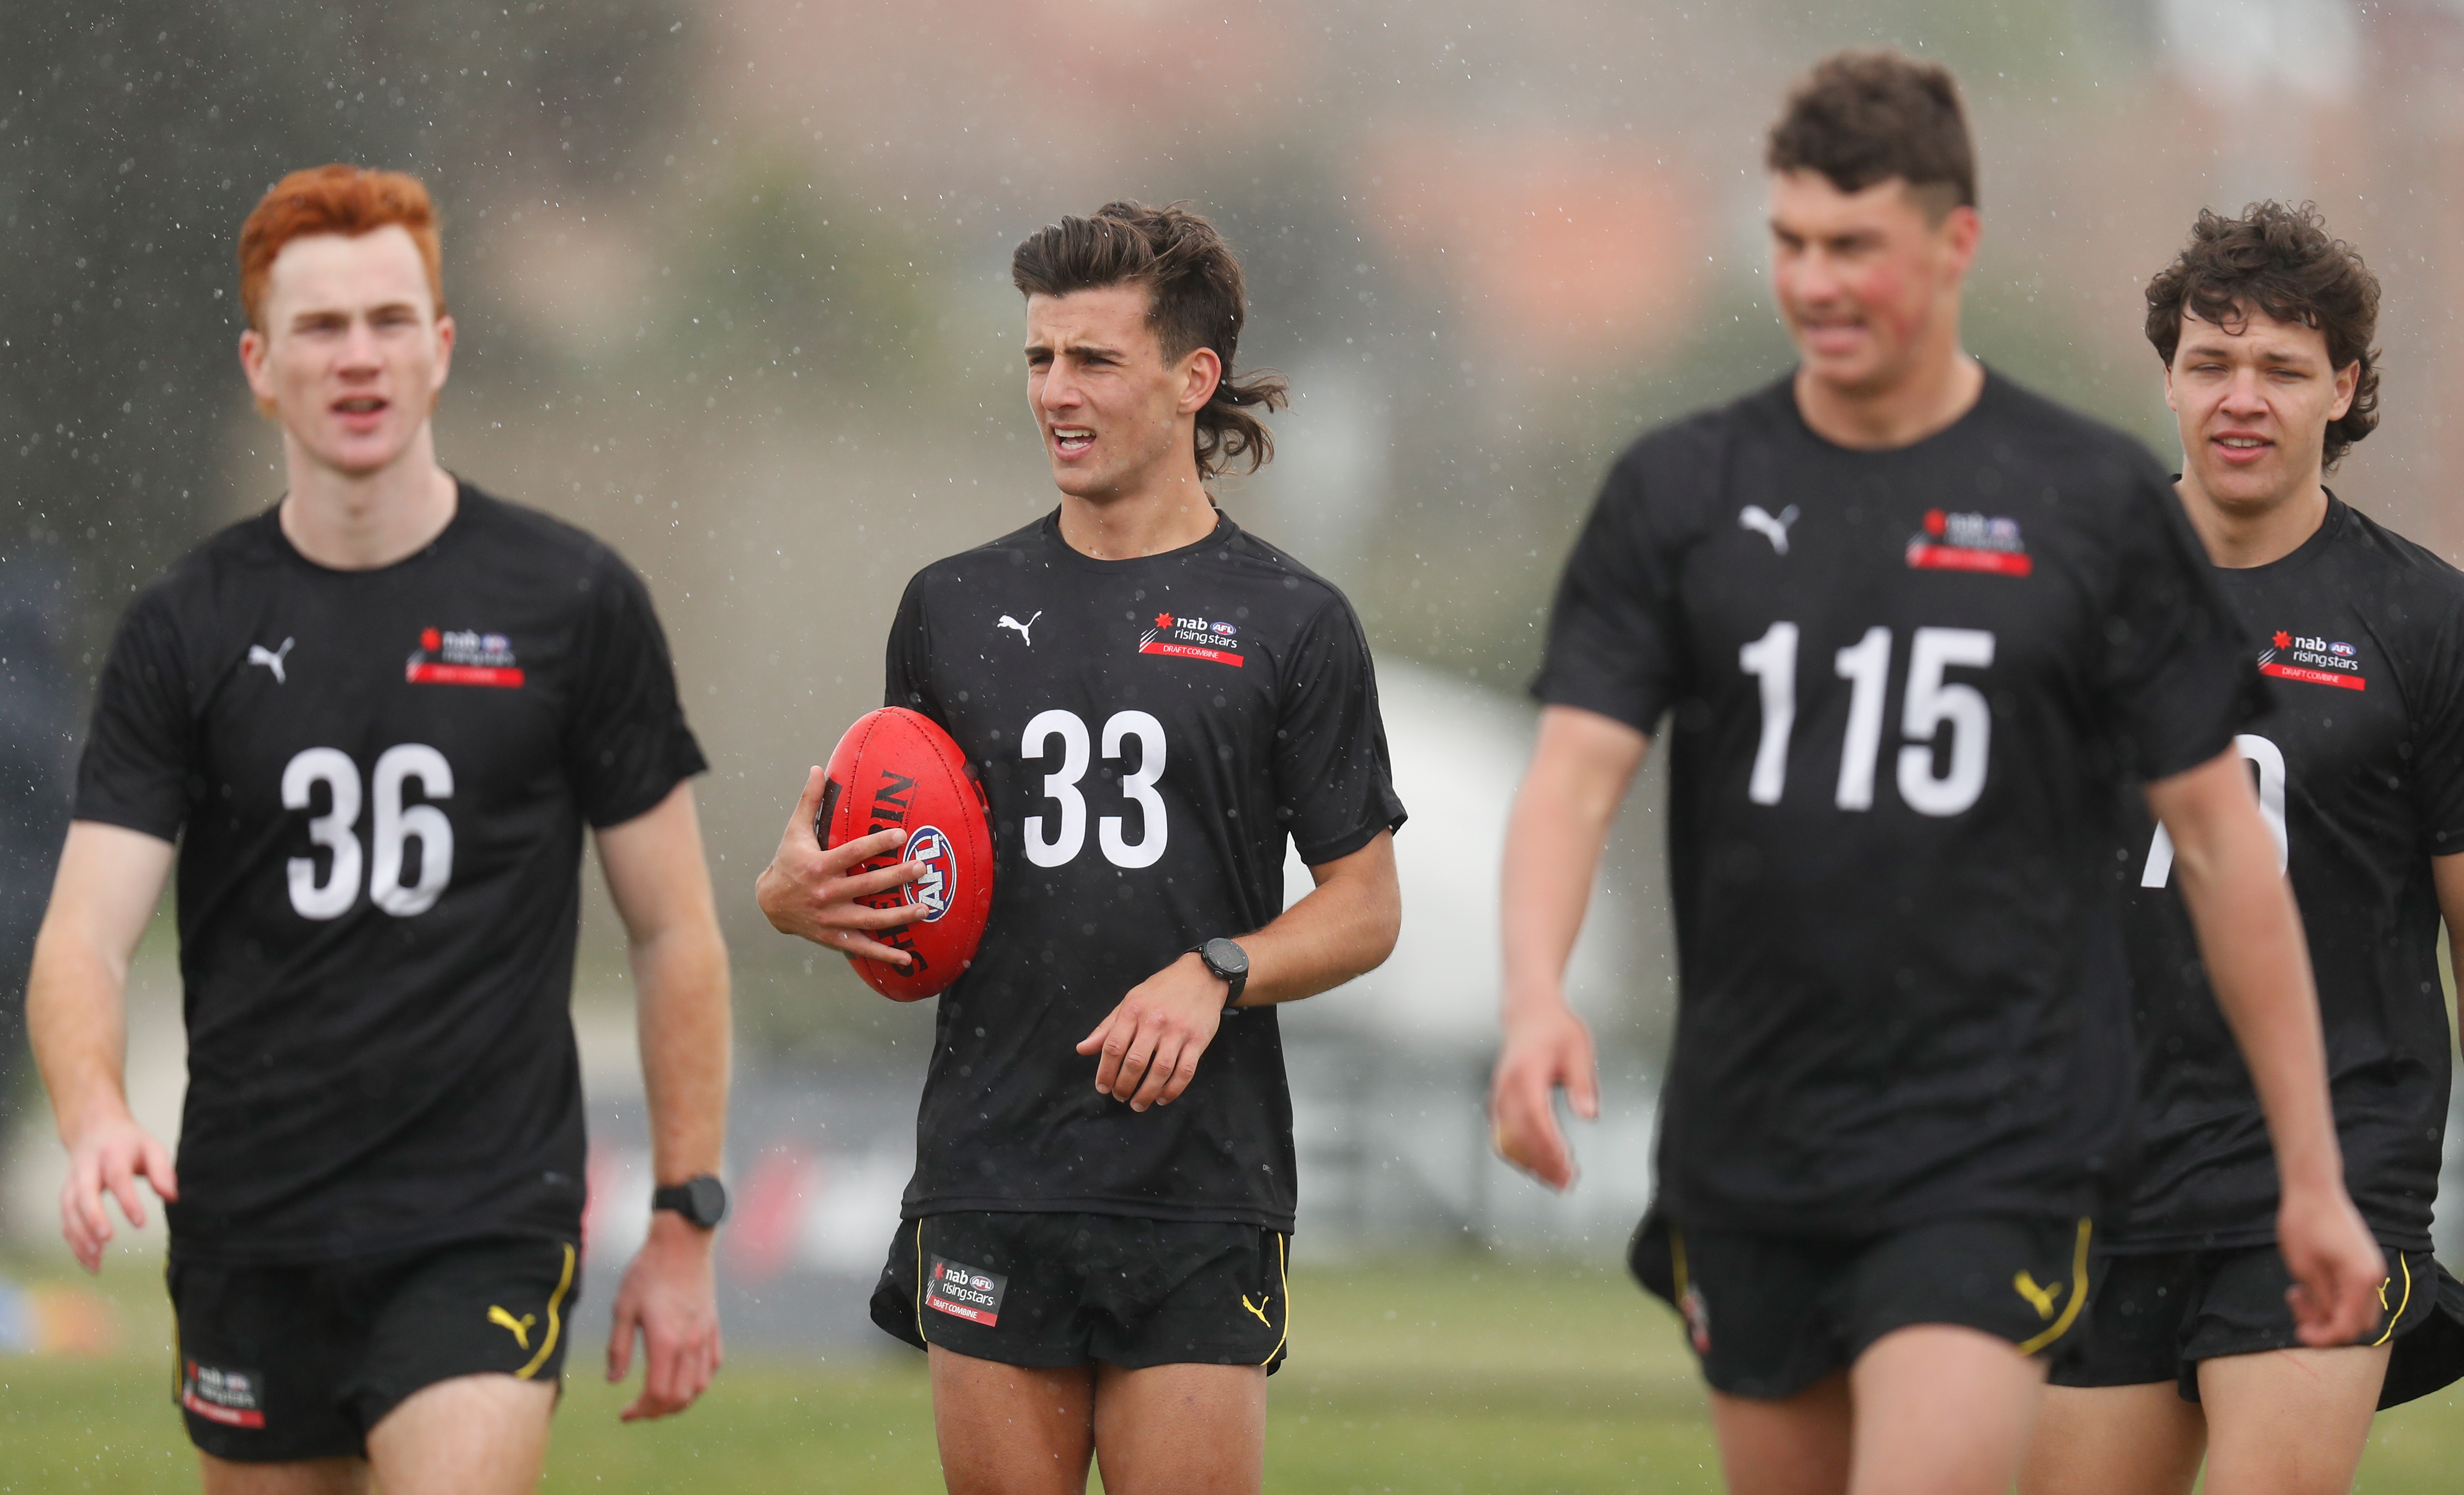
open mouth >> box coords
[1050,426,1095,456]
[333,396,389,418]
[2212,433,2273,462]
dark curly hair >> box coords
[1011,201,1289,481]
[2145,202,2381,471]
[1765,50,1975,218]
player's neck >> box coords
[1055,464,1219,560]
[2174,468,2330,570]
[277,427,459,571]
[1794,341,1985,452]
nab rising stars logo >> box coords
[902,826,955,922]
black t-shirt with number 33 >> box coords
[885,510,1405,1232]
[1534,371,2261,1239]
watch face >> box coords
[1204,937,1249,976]
[684,1175,728,1227]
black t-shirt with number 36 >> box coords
[885,510,1406,1232]
[1534,371,2261,1239]
[73,484,706,1264]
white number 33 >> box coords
[1020,708,1168,869]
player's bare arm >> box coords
[595,781,730,1421]
[1490,705,1647,1190]
[27,821,179,1270]
[753,764,926,964]
[2143,749,2381,1343]
[1077,828,1400,1112]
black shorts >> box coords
[869,1212,1289,1374]
[2051,1243,2464,1407]
[168,1234,580,1462]
[1630,1211,2093,1400]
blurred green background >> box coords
[5,1252,2464,1493]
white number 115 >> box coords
[1740,621,1997,817]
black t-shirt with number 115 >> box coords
[884,509,1406,1233]
[1534,371,2262,1239]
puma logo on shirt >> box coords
[1739,505,1800,555]
[998,612,1042,646]
[246,637,295,684]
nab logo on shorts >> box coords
[903,826,956,922]
[181,1359,267,1429]
[925,1255,1008,1326]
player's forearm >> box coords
[1501,723,1640,1022]
[2172,826,2345,1196]
[1235,833,1399,1006]
[631,922,731,1183]
[26,924,138,1143]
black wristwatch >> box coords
[651,1174,728,1229]
[1191,937,1249,1007]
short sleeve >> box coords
[2093,470,2266,781]
[1273,598,1407,866]
[2408,591,2464,855]
[1530,453,1687,734]
[72,590,195,842]
[564,552,707,828]
[883,571,941,721]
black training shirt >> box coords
[75,483,705,1264]
[1534,371,2260,1237]
[885,510,1405,1231]
[2110,495,2464,1254]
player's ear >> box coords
[431,313,456,404]
[2328,359,2358,422]
[238,327,278,419]
[1178,346,1222,417]
[1937,202,1982,279]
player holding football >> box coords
[27,166,730,1495]
[2022,206,2464,1495]
[1488,53,2384,1495]
[757,201,1404,1495]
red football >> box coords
[815,707,994,1001]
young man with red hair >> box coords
[28,164,732,1495]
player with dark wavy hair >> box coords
[757,199,1402,1495]
[2026,203,2464,1495]
[1491,54,2383,1495]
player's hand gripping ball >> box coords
[816,708,994,1001]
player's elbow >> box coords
[1351,865,1403,977]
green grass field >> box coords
[3,1253,2458,1493]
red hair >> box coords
[238,164,444,330]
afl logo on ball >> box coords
[903,826,956,922]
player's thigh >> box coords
[928,1344,1097,1495]
[363,1374,556,1495]
[197,1454,366,1495]
[2020,1383,2205,1495]
[2195,1343,2390,1495]
[1090,1360,1266,1495]
[1707,1375,1853,1495]
[1848,1323,2046,1495]
[2022,1251,2208,1495]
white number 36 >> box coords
[281,744,456,920]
